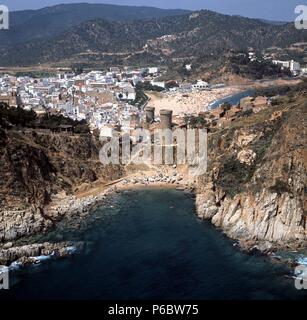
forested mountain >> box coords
[0,3,189,46]
[0,8,306,67]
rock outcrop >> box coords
[0,242,84,266]
[196,94,307,250]
[0,207,52,242]
[0,130,123,242]
[1,87,306,256]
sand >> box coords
[146,87,241,116]
[145,79,302,116]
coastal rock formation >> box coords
[237,149,256,165]
[1,85,306,257]
[0,242,84,266]
[197,190,305,250]
[196,95,307,250]
[0,207,52,242]
[0,130,122,242]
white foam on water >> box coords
[65,246,77,254]
[32,255,52,263]
[297,256,307,266]
[0,265,9,274]
[9,261,23,271]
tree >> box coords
[165,81,179,89]
[72,66,84,75]
[184,115,208,129]
[0,103,37,128]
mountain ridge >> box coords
[1,9,306,68]
[0,3,190,47]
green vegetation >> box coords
[217,130,275,198]
[255,85,293,97]
[184,115,208,129]
[14,71,57,78]
[0,103,90,133]
[71,65,84,75]
[221,102,232,112]
[165,81,179,90]
[228,55,291,79]
[253,128,276,161]
[236,109,254,118]
[254,79,307,97]
[136,81,164,92]
[0,3,188,48]
[1,9,305,70]
[132,81,164,107]
[218,157,255,197]
[39,114,90,133]
[132,90,148,108]
[269,179,292,195]
[209,106,283,197]
[0,103,37,128]
[132,83,149,107]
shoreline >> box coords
[0,168,305,271]
[146,78,301,115]
[0,180,305,273]
[0,169,192,266]
[0,177,191,271]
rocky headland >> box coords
[0,83,306,268]
[196,91,307,253]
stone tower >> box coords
[160,109,173,130]
[145,106,155,124]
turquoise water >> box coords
[1,189,306,300]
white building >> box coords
[290,60,301,73]
[99,125,116,139]
[151,81,165,89]
[192,80,209,90]
[148,67,159,75]
[272,59,301,75]
[272,60,291,69]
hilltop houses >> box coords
[272,59,301,75]
[192,80,209,91]
[147,67,159,75]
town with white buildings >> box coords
[0,66,166,138]
[0,52,306,139]
[0,64,229,138]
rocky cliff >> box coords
[1,88,306,252]
[196,90,307,251]
[0,129,122,242]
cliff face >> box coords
[0,130,55,209]
[196,94,307,250]
[1,91,306,250]
[0,129,122,242]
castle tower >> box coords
[145,106,155,124]
[160,109,173,130]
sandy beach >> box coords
[145,79,301,116]
[75,167,192,199]
[146,87,242,115]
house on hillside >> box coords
[147,67,159,75]
[192,80,209,91]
